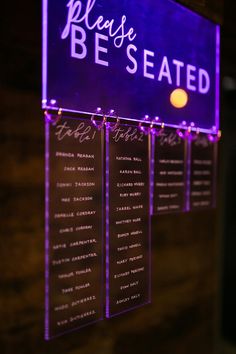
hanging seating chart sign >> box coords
[105,123,151,318]
[45,115,104,339]
[189,133,217,210]
[153,128,187,214]
[42,0,221,341]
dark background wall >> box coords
[220,0,236,345]
[2,1,236,353]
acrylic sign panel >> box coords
[43,0,220,131]
[190,134,216,210]
[153,129,187,214]
[105,124,151,318]
[45,116,103,339]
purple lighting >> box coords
[149,134,154,302]
[150,135,155,216]
[43,0,220,336]
[42,0,48,107]
[45,119,50,341]
[50,99,57,105]
[105,127,110,319]
[208,130,222,143]
[43,0,219,131]
[215,25,221,130]
[106,124,151,318]
[150,122,165,137]
[177,129,185,139]
[44,116,105,339]
[139,122,150,135]
[185,139,191,212]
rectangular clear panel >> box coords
[43,0,219,131]
[190,134,216,210]
[153,129,187,214]
[105,124,151,318]
[45,116,103,339]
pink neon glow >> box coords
[42,0,48,107]
[185,139,191,211]
[215,25,220,130]
[45,119,50,340]
[105,127,110,318]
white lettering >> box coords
[71,25,87,59]
[144,49,155,79]
[126,44,138,74]
[95,33,109,66]
[187,64,196,91]
[61,0,211,96]
[199,68,210,94]
[172,59,184,86]
[158,56,172,84]
[62,0,136,48]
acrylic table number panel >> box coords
[153,129,187,214]
[45,116,104,339]
[106,125,151,318]
[190,134,216,210]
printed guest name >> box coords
[56,182,95,187]
[116,293,141,305]
[53,239,97,251]
[53,253,97,266]
[64,166,95,172]
[57,310,96,326]
[120,281,139,291]
[59,225,93,234]
[58,268,92,279]
[116,156,142,162]
[117,182,145,188]
[116,205,143,212]
[54,210,96,218]
[114,267,145,279]
[55,151,95,159]
[61,282,91,294]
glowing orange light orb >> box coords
[170,89,188,108]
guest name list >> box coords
[190,134,215,210]
[153,129,186,214]
[46,117,103,339]
[106,125,150,317]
